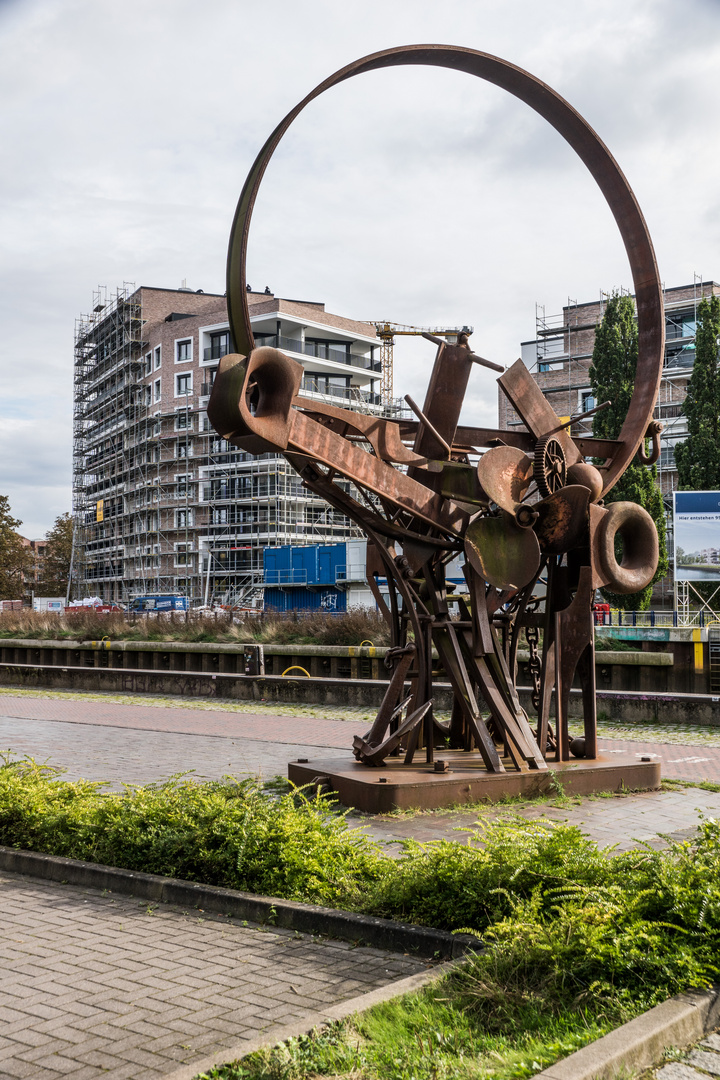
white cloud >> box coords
[1,0,719,533]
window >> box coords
[202,367,217,395]
[177,475,190,496]
[175,544,190,566]
[145,386,152,406]
[176,339,192,362]
[666,312,697,341]
[176,410,190,430]
[660,445,676,470]
[177,439,190,458]
[208,331,229,360]
[176,509,192,529]
[154,346,162,369]
[145,352,152,376]
[665,343,696,370]
[176,372,192,396]
[302,373,350,398]
[154,379,161,402]
[305,338,350,363]
[581,392,596,414]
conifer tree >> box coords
[588,293,669,610]
[674,295,720,489]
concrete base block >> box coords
[287,752,661,812]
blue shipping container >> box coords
[263,586,347,613]
[264,543,347,587]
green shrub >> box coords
[0,758,388,906]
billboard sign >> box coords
[673,491,720,581]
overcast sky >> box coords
[2,0,720,537]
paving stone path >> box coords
[0,870,427,1080]
[349,785,720,854]
[2,691,720,783]
[652,1029,720,1080]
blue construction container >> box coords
[263,586,347,612]
[263,543,350,611]
[263,543,347,587]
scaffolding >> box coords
[72,284,145,602]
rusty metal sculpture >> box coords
[208,45,664,775]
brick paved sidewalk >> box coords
[2,692,720,781]
[350,785,720,854]
[0,871,427,1080]
[0,715,347,787]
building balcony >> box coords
[254,333,376,370]
[203,344,230,361]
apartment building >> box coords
[499,280,720,495]
[72,284,385,605]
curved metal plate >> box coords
[465,512,541,591]
[533,485,590,555]
[476,445,533,514]
[226,45,663,500]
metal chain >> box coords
[525,625,542,712]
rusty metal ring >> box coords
[226,44,664,498]
[596,501,659,594]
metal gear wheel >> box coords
[533,434,567,498]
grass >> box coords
[661,777,720,794]
[0,607,391,647]
[197,987,615,1080]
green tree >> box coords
[674,295,720,489]
[38,512,73,596]
[0,496,33,600]
[589,293,669,610]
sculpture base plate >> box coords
[287,752,660,813]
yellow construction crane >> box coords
[372,322,474,405]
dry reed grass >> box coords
[0,607,391,646]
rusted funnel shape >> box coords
[208,347,303,454]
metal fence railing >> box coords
[593,608,718,628]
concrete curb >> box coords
[533,986,720,1080]
[163,959,458,1080]
[0,845,477,959]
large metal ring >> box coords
[226,44,664,497]
[596,501,659,594]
